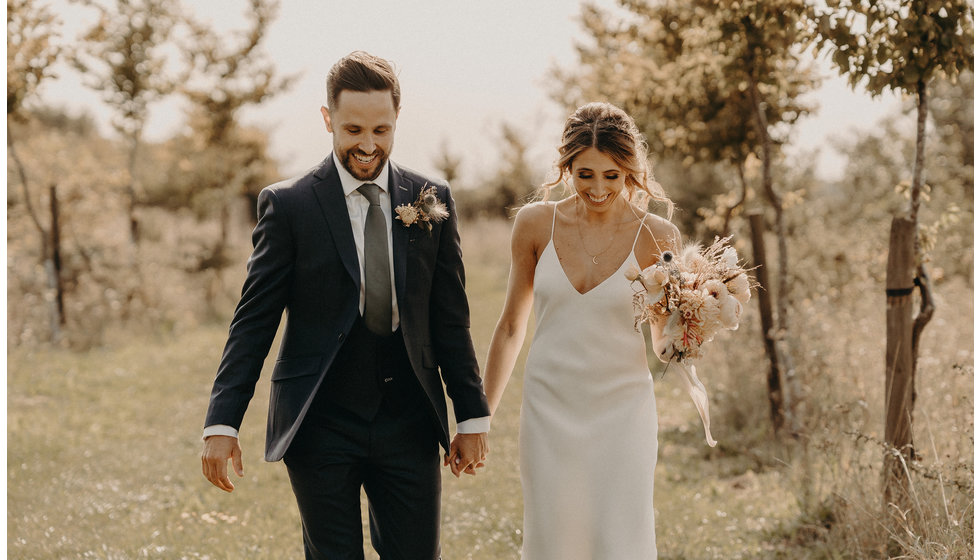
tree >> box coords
[433,139,464,186]
[808,0,973,517]
[484,123,537,219]
[7,0,65,342]
[72,0,180,244]
[556,0,820,435]
[179,0,295,263]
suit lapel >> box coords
[311,156,360,289]
[389,163,412,311]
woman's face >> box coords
[569,147,627,213]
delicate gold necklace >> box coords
[575,203,623,265]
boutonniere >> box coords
[394,184,449,232]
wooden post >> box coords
[748,212,783,434]
[884,214,916,506]
[47,184,65,343]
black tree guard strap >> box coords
[885,277,921,297]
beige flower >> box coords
[639,266,668,292]
[727,273,751,304]
[698,290,722,334]
[624,263,641,282]
[678,288,707,322]
[718,294,741,329]
[702,279,727,300]
[395,204,419,225]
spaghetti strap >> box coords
[630,214,645,252]
[549,201,558,242]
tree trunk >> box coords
[722,160,748,238]
[126,134,141,244]
[8,122,48,256]
[748,78,801,436]
[748,212,783,434]
[909,81,935,364]
[9,121,63,342]
[48,184,66,336]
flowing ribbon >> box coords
[673,362,717,447]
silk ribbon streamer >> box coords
[673,362,717,447]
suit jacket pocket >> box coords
[268,355,324,446]
[271,355,324,382]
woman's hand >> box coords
[652,334,675,363]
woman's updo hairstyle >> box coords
[542,102,672,218]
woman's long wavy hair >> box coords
[540,102,673,219]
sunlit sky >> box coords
[38,0,903,186]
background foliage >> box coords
[7,0,973,558]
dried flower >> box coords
[721,247,738,268]
[395,184,449,232]
[639,267,668,292]
[394,205,419,225]
[718,295,741,329]
[624,262,641,282]
[702,279,727,300]
[727,273,751,304]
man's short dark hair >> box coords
[326,51,400,111]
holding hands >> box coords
[444,432,489,477]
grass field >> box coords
[8,219,973,559]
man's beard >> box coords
[339,146,390,181]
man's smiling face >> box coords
[322,89,398,181]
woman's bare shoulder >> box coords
[514,200,557,231]
[512,201,558,248]
[636,213,682,267]
[642,214,680,244]
[514,200,555,222]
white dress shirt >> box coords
[335,154,399,331]
[204,154,488,439]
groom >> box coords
[201,51,490,559]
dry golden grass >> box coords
[7,218,973,559]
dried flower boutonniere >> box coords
[394,184,449,232]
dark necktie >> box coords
[357,183,391,335]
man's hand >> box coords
[201,435,244,492]
[444,432,489,478]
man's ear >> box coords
[321,106,332,133]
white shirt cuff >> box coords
[456,416,490,434]
[203,425,239,440]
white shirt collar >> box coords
[332,152,391,197]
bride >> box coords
[482,102,679,559]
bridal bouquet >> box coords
[626,236,754,447]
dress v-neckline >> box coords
[549,240,635,296]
